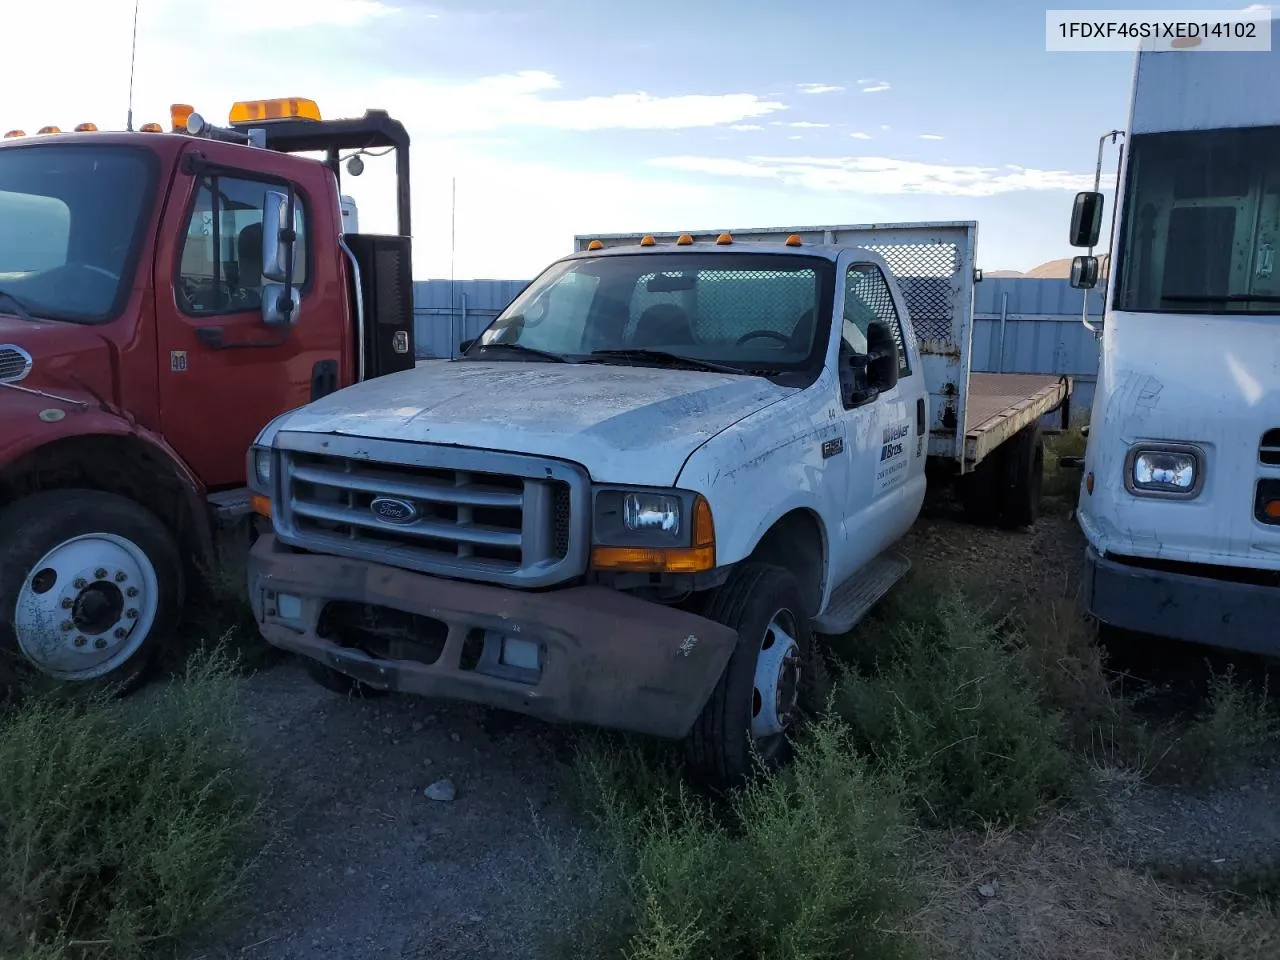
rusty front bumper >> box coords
[246,535,740,739]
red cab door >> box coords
[153,143,348,489]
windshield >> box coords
[1113,126,1280,315]
[468,252,836,380]
[0,144,156,324]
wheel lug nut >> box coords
[73,578,87,589]
[94,568,108,580]
[126,587,139,598]
[74,635,87,647]
[61,620,74,631]
[126,609,138,620]
[114,628,127,639]
[94,637,107,650]
[115,571,128,583]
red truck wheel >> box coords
[0,490,183,695]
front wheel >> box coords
[0,490,183,695]
[686,562,826,786]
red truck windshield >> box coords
[0,144,156,324]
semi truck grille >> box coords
[1261,429,1280,467]
[272,433,588,588]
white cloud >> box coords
[861,84,891,94]
[850,131,873,140]
[789,121,830,128]
[880,124,891,131]
[366,71,787,133]
[730,124,763,131]
[919,133,945,140]
[797,83,845,94]
[647,154,1104,197]
[788,135,802,140]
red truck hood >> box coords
[0,315,115,399]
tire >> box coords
[303,658,388,698]
[993,424,1044,529]
[957,424,1044,529]
[686,562,827,786]
[0,489,183,696]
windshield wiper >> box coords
[1161,293,1280,303]
[466,342,571,363]
[586,348,746,375]
[0,289,37,322]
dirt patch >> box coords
[185,667,576,960]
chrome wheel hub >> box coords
[13,533,159,680]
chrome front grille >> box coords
[273,433,588,588]
[1261,429,1280,467]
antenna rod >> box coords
[450,177,457,356]
[126,0,141,131]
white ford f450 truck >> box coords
[244,222,1072,783]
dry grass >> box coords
[915,814,1280,960]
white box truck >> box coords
[1067,9,1280,655]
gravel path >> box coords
[188,668,581,960]
[186,501,1280,957]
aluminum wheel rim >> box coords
[751,608,801,740]
[13,533,160,680]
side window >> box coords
[177,176,308,316]
[843,263,911,378]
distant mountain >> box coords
[986,255,1110,280]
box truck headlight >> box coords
[1126,444,1203,498]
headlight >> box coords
[624,492,681,534]
[1126,443,1203,498]
[247,445,272,494]
[591,486,716,573]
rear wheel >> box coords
[958,424,1044,529]
[0,490,183,695]
[686,562,827,786]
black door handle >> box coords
[916,397,926,436]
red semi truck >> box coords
[0,97,416,693]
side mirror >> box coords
[1070,191,1104,248]
[866,320,900,391]
[1070,255,1100,290]
[261,189,296,284]
[261,283,301,327]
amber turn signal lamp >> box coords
[1085,472,1094,495]
[250,494,272,518]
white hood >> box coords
[277,359,796,486]
[1081,311,1280,566]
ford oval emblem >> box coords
[370,496,420,525]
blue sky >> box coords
[8,0,1271,278]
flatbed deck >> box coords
[963,373,1072,467]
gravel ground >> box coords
[186,496,1280,958]
[187,672,580,960]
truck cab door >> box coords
[153,156,345,490]
[827,257,929,585]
